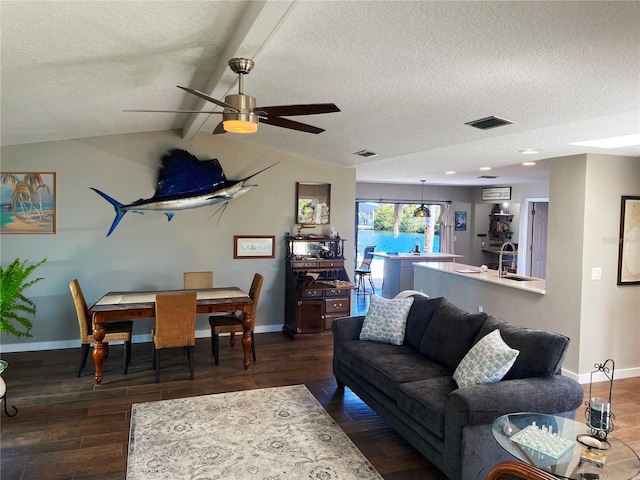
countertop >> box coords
[414,261,546,294]
[373,252,464,261]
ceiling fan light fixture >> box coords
[222,112,259,134]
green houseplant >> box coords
[0,257,46,338]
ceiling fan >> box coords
[125,58,340,134]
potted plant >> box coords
[0,257,46,338]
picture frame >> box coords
[482,186,511,201]
[234,235,275,259]
[617,196,640,285]
[296,182,331,226]
[0,172,56,234]
[455,211,467,231]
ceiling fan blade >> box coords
[212,122,226,135]
[123,109,223,114]
[177,86,239,112]
[257,103,340,117]
[259,116,325,134]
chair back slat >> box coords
[183,271,213,289]
[69,279,91,338]
[248,273,264,327]
[154,291,197,349]
[486,461,558,480]
[357,246,376,270]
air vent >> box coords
[465,116,513,130]
[477,175,497,179]
[354,150,378,158]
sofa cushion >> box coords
[337,340,415,375]
[419,298,487,370]
[474,315,570,379]
[453,329,520,388]
[397,376,458,439]
[360,295,414,345]
[362,353,453,400]
[404,296,443,351]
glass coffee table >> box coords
[492,413,640,479]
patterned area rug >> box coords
[127,384,382,479]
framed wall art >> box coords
[234,235,275,259]
[0,172,56,234]
[482,186,511,201]
[296,182,331,226]
[617,195,640,285]
[455,211,467,231]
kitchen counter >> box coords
[373,252,464,297]
[414,261,545,294]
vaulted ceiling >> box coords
[1,1,638,185]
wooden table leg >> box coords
[241,306,253,370]
[92,313,107,385]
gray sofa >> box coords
[332,296,583,480]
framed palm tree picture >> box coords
[0,172,56,234]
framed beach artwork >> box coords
[617,195,640,285]
[0,172,56,234]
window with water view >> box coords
[355,202,441,263]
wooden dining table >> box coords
[88,287,253,385]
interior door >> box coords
[528,202,548,279]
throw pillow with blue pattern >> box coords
[453,329,520,388]
[359,295,414,345]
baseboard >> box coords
[562,366,640,384]
[0,324,285,353]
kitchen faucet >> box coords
[498,241,516,278]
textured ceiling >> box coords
[1,1,638,186]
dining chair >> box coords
[152,291,197,383]
[209,273,263,365]
[183,271,213,289]
[354,245,376,294]
[69,279,133,377]
[486,461,557,480]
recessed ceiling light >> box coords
[480,167,492,171]
[519,149,539,154]
[445,171,456,175]
[522,161,536,166]
[569,133,640,149]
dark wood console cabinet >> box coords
[284,234,354,338]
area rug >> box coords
[127,384,382,479]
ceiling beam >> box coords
[181,0,297,140]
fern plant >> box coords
[0,257,46,338]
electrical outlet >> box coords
[591,267,602,280]
[478,306,484,313]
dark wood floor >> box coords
[1,331,638,480]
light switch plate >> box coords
[591,267,602,280]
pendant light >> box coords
[413,180,431,218]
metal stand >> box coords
[0,361,18,417]
[1,393,18,417]
[577,359,615,448]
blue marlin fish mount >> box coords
[91,148,276,236]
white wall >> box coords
[0,130,356,351]
[547,154,639,378]
[579,154,640,375]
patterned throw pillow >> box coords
[359,295,414,345]
[453,329,520,388]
